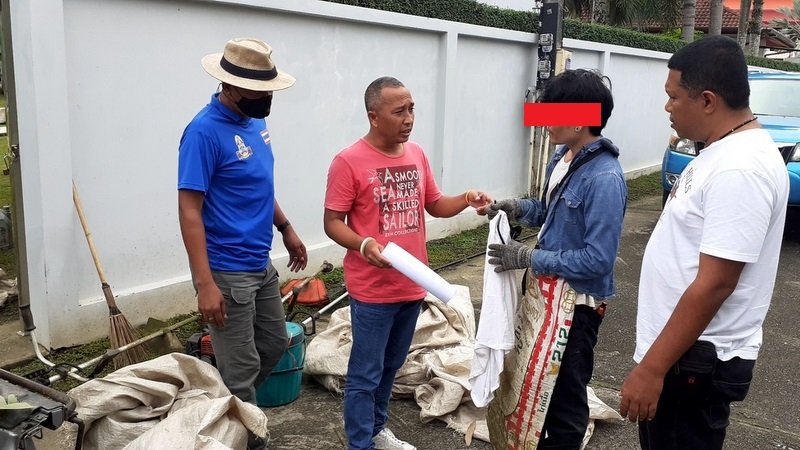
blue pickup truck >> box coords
[661,70,800,207]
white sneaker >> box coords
[373,428,417,450]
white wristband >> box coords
[359,237,376,257]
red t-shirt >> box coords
[325,139,443,302]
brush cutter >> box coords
[289,290,349,336]
[280,260,334,304]
[18,296,198,386]
[185,327,215,366]
[282,261,335,317]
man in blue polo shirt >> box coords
[178,38,308,418]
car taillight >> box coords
[668,135,698,156]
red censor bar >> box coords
[523,103,601,127]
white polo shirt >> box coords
[635,128,789,362]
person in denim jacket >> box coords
[482,69,627,450]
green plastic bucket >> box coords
[256,321,305,407]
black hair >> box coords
[364,77,405,112]
[539,69,614,136]
[667,35,749,110]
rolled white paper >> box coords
[381,242,456,303]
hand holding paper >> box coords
[381,242,456,303]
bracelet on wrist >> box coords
[464,190,474,206]
[360,237,376,257]
[276,220,291,233]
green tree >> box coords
[747,0,764,55]
[738,0,751,48]
[770,0,800,45]
[565,0,682,28]
[592,0,609,24]
[681,0,697,42]
[709,0,723,35]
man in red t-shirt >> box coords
[324,77,490,450]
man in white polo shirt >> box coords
[620,36,789,450]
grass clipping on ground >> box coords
[6,172,662,391]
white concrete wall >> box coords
[564,39,673,177]
[7,0,670,348]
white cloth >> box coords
[636,128,789,362]
[69,353,268,450]
[469,211,518,407]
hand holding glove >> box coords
[479,199,522,220]
[487,240,533,273]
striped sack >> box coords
[487,272,577,449]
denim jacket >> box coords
[517,137,627,299]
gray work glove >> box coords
[486,199,522,220]
[487,240,533,273]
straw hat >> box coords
[201,38,295,91]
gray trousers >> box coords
[209,264,288,403]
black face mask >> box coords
[236,94,272,119]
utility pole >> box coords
[529,0,564,199]
[537,0,564,90]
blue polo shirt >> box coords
[178,93,276,271]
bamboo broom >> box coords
[72,181,147,369]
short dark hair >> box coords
[667,35,749,110]
[364,77,405,112]
[539,69,614,136]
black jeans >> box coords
[638,342,755,450]
[537,305,604,450]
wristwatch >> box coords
[276,220,291,233]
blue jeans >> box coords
[538,305,604,450]
[344,298,423,450]
[208,264,288,403]
[638,345,755,450]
